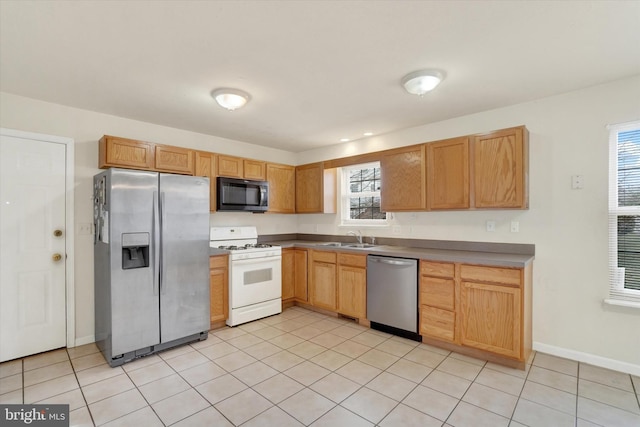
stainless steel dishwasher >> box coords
[367,255,421,341]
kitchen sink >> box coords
[315,242,343,247]
[342,243,379,249]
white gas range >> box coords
[209,226,282,326]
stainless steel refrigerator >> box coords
[93,168,210,367]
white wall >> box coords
[0,92,297,343]
[296,75,640,373]
[2,75,640,373]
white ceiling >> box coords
[1,1,639,153]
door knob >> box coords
[53,230,63,237]
[52,253,63,262]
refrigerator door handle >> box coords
[152,191,160,296]
[160,191,167,295]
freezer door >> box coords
[108,169,160,355]
[159,174,210,342]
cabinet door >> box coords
[282,249,295,301]
[195,151,216,212]
[155,145,194,175]
[460,281,521,358]
[296,163,323,213]
[337,265,366,319]
[99,135,154,170]
[209,256,229,324]
[294,249,308,302]
[380,145,426,211]
[310,261,337,311]
[217,155,243,178]
[244,159,266,180]
[473,126,528,208]
[266,163,295,213]
[427,137,470,210]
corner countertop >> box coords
[269,240,534,268]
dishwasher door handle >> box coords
[370,258,414,267]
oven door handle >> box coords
[232,255,282,265]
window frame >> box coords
[340,162,389,227]
[607,120,640,306]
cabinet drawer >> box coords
[337,253,367,268]
[421,306,455,342]
[420,277,455,310]
[460,264,521,286]
[420,261,454,278]
[313,251,337,263]
[209,255,228,269]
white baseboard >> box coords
[72,335,95,347]
[533,341,640,377]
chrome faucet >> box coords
[347,230,363,245]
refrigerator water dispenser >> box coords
[122,232,149,269]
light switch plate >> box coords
[571,175,584,189]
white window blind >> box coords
[607,121,640,306]
[341,162,387,225]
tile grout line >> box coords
[66,348,97,427]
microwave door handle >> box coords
[260,186,267,206]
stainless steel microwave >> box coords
[216,176,269,212]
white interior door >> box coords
[0,133,67,362]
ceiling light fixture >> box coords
[401,69,444,96]
[211,88,251,111]
[363,132,373,137]
[340,138,350,142]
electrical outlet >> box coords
[393,225,402,235]
[313,225,318,232]
[78,223,93,235]
[510,221,519,233]
[486,220,496,232]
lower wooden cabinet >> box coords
[420,260,532,367]
[419,261,457,343]
[281,248,309,303]
[282,249,295,301]
[337,253,367,319]
[209,255,229,324]
[309,250,337,311]
[294,249,308,302]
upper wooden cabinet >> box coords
[217,155,243,178]
[473,126,528,209]
[155,145,194,175]
[217,155,266,180]
[99,135,154,170]
[295,162,336,214]
[267,163,295,213]
[99,135,194,175]
[427,137,470,210]
[194,151,216,212]
[244,159,266,180]
[380,145,426,211]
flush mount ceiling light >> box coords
[401,69,444,96]
[211,88,251,111]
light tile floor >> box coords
[1,306,639,426]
